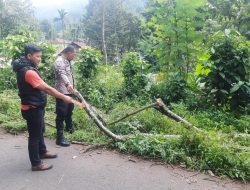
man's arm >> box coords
[25,69,84,108]
[36,82,84,108]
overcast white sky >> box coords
[31,0,88,19]
[32,0,72,7]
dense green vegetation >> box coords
[0,0,249,181]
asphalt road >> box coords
[0,129,249,190]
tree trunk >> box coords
[62,20,65,47]
[102,3,108,76]
[185,16,190,74]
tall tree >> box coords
[0,0,37,39]
[55,9,68,46]
[205,0,250,39]
[141,0,205,75]
[40,19,53,40]
[82,0,142,64]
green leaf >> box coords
[211,47,215,54]
[224,29,231,36]
[230,81,244,93]
[211,89,218,93]
[220,90,228,95]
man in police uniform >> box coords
[53,45,77,146]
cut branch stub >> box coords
[155,98,200,131]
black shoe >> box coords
[56,137,70,147]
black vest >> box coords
[17,66,47,108]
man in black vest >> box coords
[12,44,84,171]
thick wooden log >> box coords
[91,106,108,126]
[73,90,123,141]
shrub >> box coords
[0,35,57,87]
[75,47,104,106]
[0,67,17,91]
[1,34,35,59]
[122,52,149,97]
[76,47,102,79]
[196,30,250,108]
[38,43,57,85]
[151,72,188,104]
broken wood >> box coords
[109,98,198,131]
[74,94,107,126]
[71,141,90,146]
[120,133,181,139]
[155,99,200,131]
[73,91,197,142]
[80,144,108,154]
[73,90,123,141]
[91,106,108,126]
[108,102,158,125]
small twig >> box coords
[71,141,90,146]
[150,162,166,167]
[203,178,219,183]
[169,163,175,169]
[189,172,200,178]
[128,158,137,163]
[80,144,108,154]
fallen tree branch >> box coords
[74,94,108,125]
[109,99,198,131]
[74,90,123,141]
[155,99,200,131]
[91,106,108,126]
[108,102,158,125]
[72,90,207,142]
[122,133,181,139]
[73,91,199,141]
